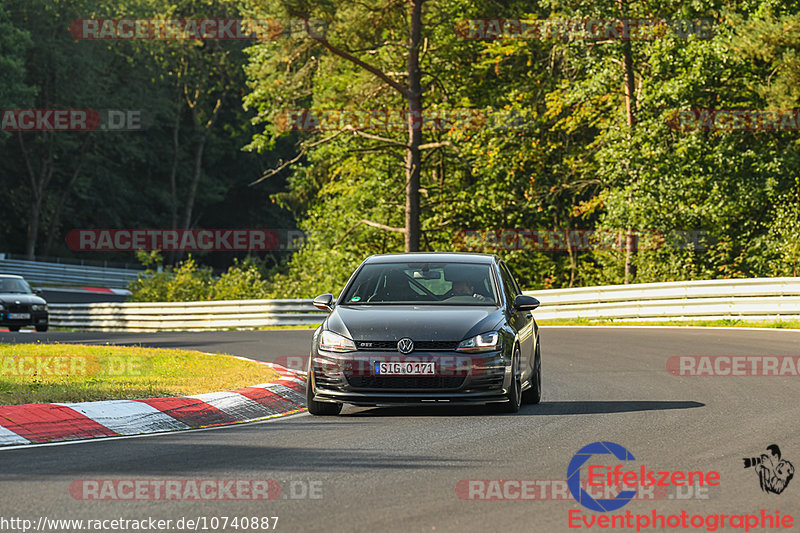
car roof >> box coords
[0,274,24,279]
[364,252,497,264]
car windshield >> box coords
[341,262,497,305]
[0,278,33,294]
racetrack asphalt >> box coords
[0,327,798,532]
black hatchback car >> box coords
[0,275,49,332]
[306,253,541,415]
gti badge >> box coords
[397,338,414,354]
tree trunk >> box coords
[166,92,183,266]
[25,198,42,260]
[181,115,208,231]
[19,133,54,260]
[42,137,91,256]
[567,228,577,287]
[620,0,637,284]
[300,10,426,250]
[404,0,423,252]
[180,98,221,233]
[170,92,182,231]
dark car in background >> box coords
[0,275,48,332]
[306,253,541,415]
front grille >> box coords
[346,376,465,389]
[356,340,459,351]
[7,303,30,313]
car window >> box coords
[498,262,519,307]
[504,263,523,294]
[341,262,497,305]
[0,279,32,294]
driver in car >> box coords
[451,279,486,301]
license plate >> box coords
[374,361,435,375]
[7,313,30,320]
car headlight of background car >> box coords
[319,330,357,353]
[32,304,47,311]
[456,332,501,353]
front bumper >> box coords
[309,349,511,406]
[0,310,48,328]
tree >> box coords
[1,0,294,268]
[4,0,106,258]
[245,0,436,252]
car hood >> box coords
[326,305,504,342]
[0,294,46,305]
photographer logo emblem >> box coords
[567,441,637,512]
[743,444,794,494]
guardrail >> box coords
[0,257,144,289]
[523,277,800,321]
[50,299,323,331]
[48,277,800,331]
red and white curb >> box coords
[79,286,132,295]
[0,363,307,447]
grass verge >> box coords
[0,343,279,406]
[49,325,319,332]
[537,318,800,329]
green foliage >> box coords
[728,4,800,108]
[0,3,35,136]
[241,0,800,295]
[2,0,295,269]
[5,0,800,298]
[209,259,272,300]
[129,256,272,301]
[765,185,800,276]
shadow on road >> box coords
[343,400,704,417]
[525,400,704,415]
[0,438,482,477]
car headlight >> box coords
[32,304,47,311]
[457,332,501,353]
[319,330,357,353]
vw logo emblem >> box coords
[397,338,414,354]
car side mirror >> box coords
[313,293,335,312]
[34,288,43,295]
[513,294,540,311]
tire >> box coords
[495,347,521,413]
[305,372,342,416]
[36,325,48,332]
[8,326,20,332]
[522,342,541,405]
